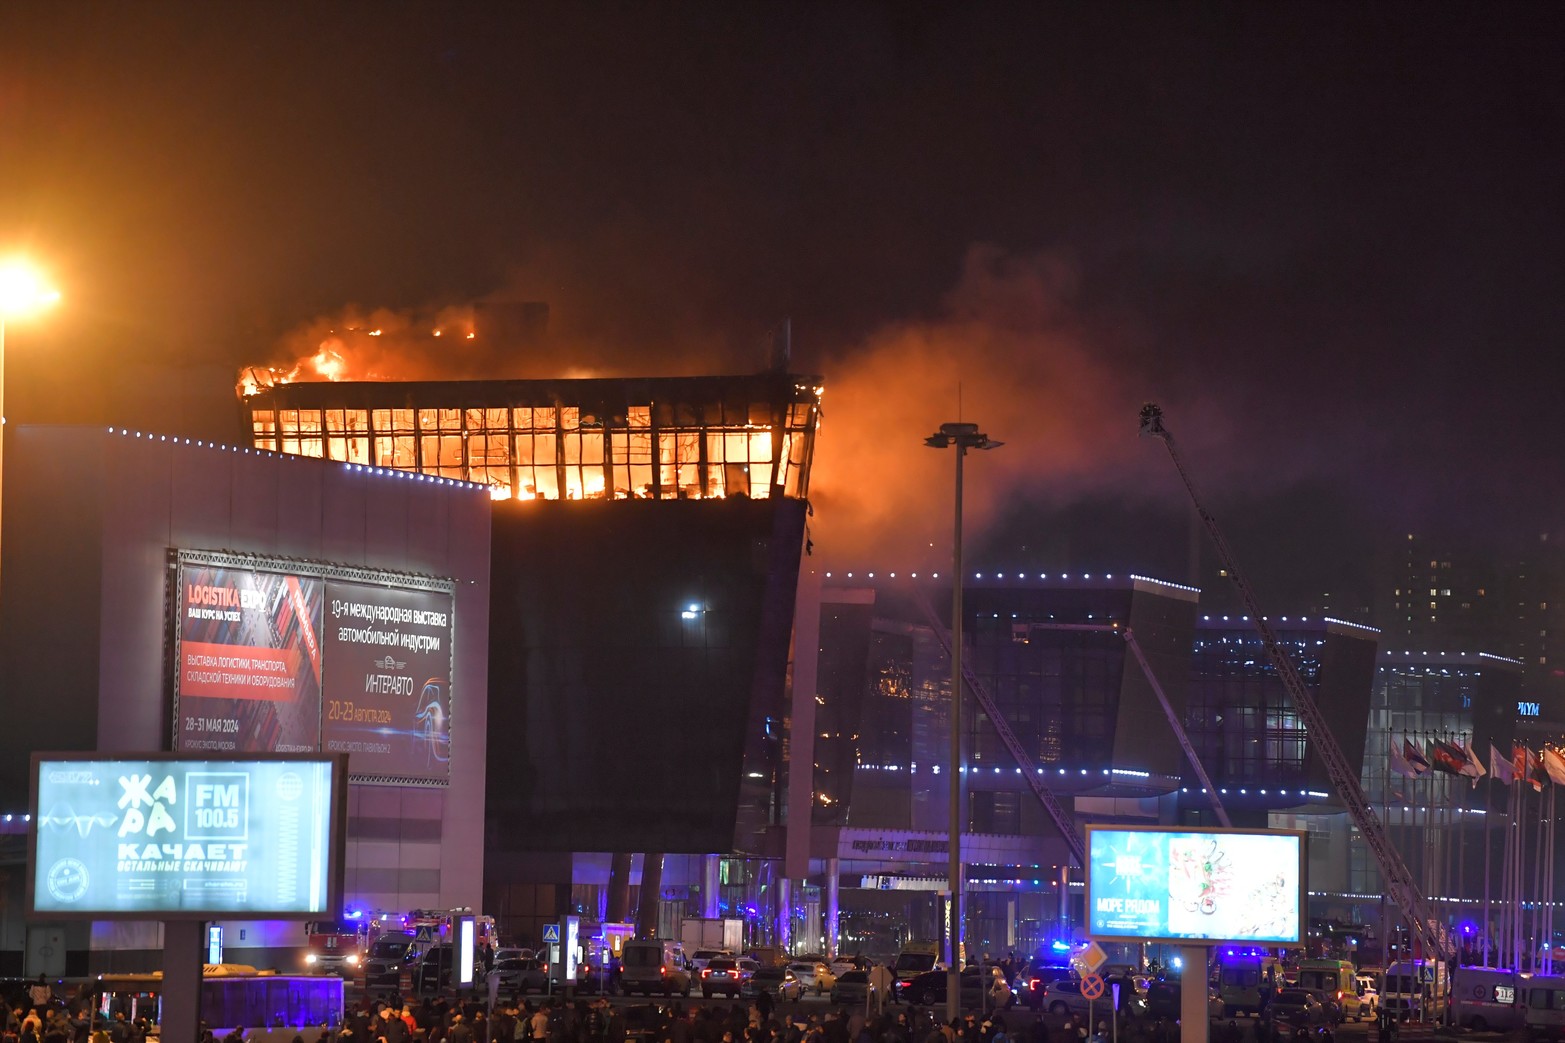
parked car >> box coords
[1267,989,1327,1026]
[745,966,804,1002]
[790,962,836,995]
[1018,962,1074,1009]
[1354,976,1380,1019]
[735,958,762,982]
[1145,981,1225,1021]
[691,948,731,972]
[830,970,873,1006]
[496,956,548,997]
[831,955,869,977]
[904,969,986,1009]
[702,958,745,998]
[1039,977,1146,1020]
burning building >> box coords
[239,371,823,945]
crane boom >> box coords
[909,582,1087,867]
[1139,403,1451,961]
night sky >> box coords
[1,5,1560,611]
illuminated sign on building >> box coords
[1084,825,1306,945]
[29,755,345,919]
[1519,701,1541,717]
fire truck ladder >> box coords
[1024,622,1232,829]
[1139,402,1452,961]
[909,581,1087,867]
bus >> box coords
[1449,966,1521,1032]
[96,967,344,1043]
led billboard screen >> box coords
[28,754,346,919]
[321,579,451,778]
[176,563,324,754]
[173,552,453,784]
[1084,825,1306,945]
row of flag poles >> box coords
[1380,734,1561,973]
[1389,735,1565,789]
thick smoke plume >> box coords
[807,245,1165,567]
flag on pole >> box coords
[1460,740,1487,786]
[1405,739,1431,776]
[1430,739,1468,776]
[1516,744,1544,793]
[1543,747,1565,787]
[1391,742,1417,778]
[1492,744,1516,785]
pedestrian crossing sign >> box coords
[541,923,561,943]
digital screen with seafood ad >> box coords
[1084,826,1305,944]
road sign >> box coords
[1080,941,1108,974]
[415,925,436,943]
[541,923,561,944]
[1080,973,1105,1001]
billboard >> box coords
[173,552,453,784]
[28,754,346,919]
[321,579,451,778]
[176,563,323,755]
[1084,825,1306,945]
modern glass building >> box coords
[240,372,822,502]
[240,372,823,948]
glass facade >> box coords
[240,373,823,502]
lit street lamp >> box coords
[924,420,1001,1022]
[0,259,62,584]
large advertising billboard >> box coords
[176,563,324,754]
[173,552,453,784]
[28,754,346,919]
[321,579,452,778]
[1084,825,1306,945]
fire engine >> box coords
[358,908,498,995]
[302,915,374,974]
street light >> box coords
[924,420,1001,1022]
[0,259,62,585]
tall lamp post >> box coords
[924,421,1001,1022]
[0,260,62,585]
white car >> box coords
[691,948,732,972]
[735,958,762,982]
[830,956,864,978]
[1355,976,1380,1018]
[789,961,836,995]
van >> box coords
[621,938,691,996]
[1296,959,1363,1022]
[1522,974,1565,1038]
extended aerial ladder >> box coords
[1139,402,1451,961]
[907,584,1234,868]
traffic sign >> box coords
[1080,941,1109,974]
[1080,973,1105,1001]
[415,925,435,943]
[541,923,561,943]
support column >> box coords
[701,854,722,918]
[635,853,665,939]
[607,853,633,923]
[825,857,840,958]
[1179,945,1210,1043]
[1057,863,1072,941]
[776,878,793,954]
[160,920,205,1043]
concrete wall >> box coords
[0,425,491,970]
